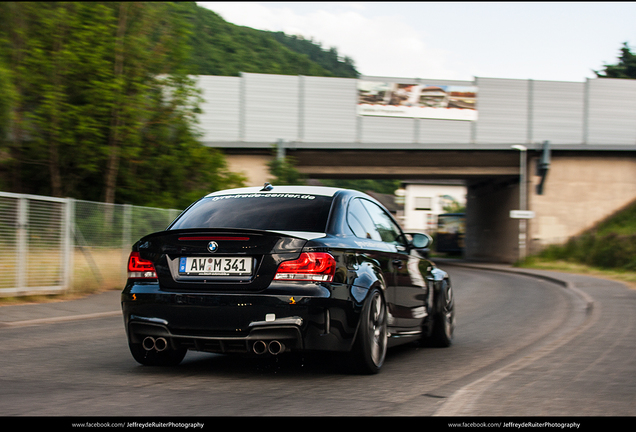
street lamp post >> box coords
[511,145,527,261]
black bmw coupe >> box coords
[122,185,455,374]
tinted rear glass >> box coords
[170,193,334,233]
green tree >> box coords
[117,74,246,208]
[102,2,198,205]
[177,2,347,77]
[0,2,244,206]
[24,2,116,198]
[267,145,305,185]
[268,32,359,78]
[0,57,14,191]
[0,1,33,193]
[595,42,636,79]
[442,199,466,214]
[0,2,129,198]
[0,57,14,149]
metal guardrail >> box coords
[0,191,181,297]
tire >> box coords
[428,280,455,347]
[128,338,187,366]
[350,288,388,374]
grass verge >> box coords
[517,256,636,291]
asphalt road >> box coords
[1,264,634,418]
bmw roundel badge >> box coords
[207,241,219,253]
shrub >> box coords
[539,232,636,271]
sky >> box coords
[197,1,636,83]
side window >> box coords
[360,199,406,246]
[347,198,382,241]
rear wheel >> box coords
[128,337,187,366]
[351,288,388,374]
[428,280,455,347]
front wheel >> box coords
[350,288,388,374]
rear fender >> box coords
[349,258,386,306]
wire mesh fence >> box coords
[0,191,181,297]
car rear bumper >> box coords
[121,281,360,355]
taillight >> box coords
[274,252,336,282]
[127,252,157,279]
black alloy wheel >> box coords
[351,288,388,374]
[430,280,455,347]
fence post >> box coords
[122,204,132,281]
[16,197,27,293]
[64,198,75,292]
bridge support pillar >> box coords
[464,178,521,263]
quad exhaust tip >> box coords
[142,336,285,355]
[252,340,285,355]
[142,336,168,352]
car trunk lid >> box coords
[133,228,309,292]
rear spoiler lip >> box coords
[267,231,327,240]
[133,228,327,250]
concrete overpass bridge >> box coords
[193,73,636,262]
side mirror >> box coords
[408,232,432,249]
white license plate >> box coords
[179,257,252,276]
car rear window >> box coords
[169,193,334,233]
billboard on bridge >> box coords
[357,81,478,121]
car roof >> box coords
[204,185,344,198]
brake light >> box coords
[128,252,157,279]
[274,252,336,282]
[178,236,250,241]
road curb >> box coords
[437,260,595,315]
[0,310,121,328]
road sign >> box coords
[510,210,535,219]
